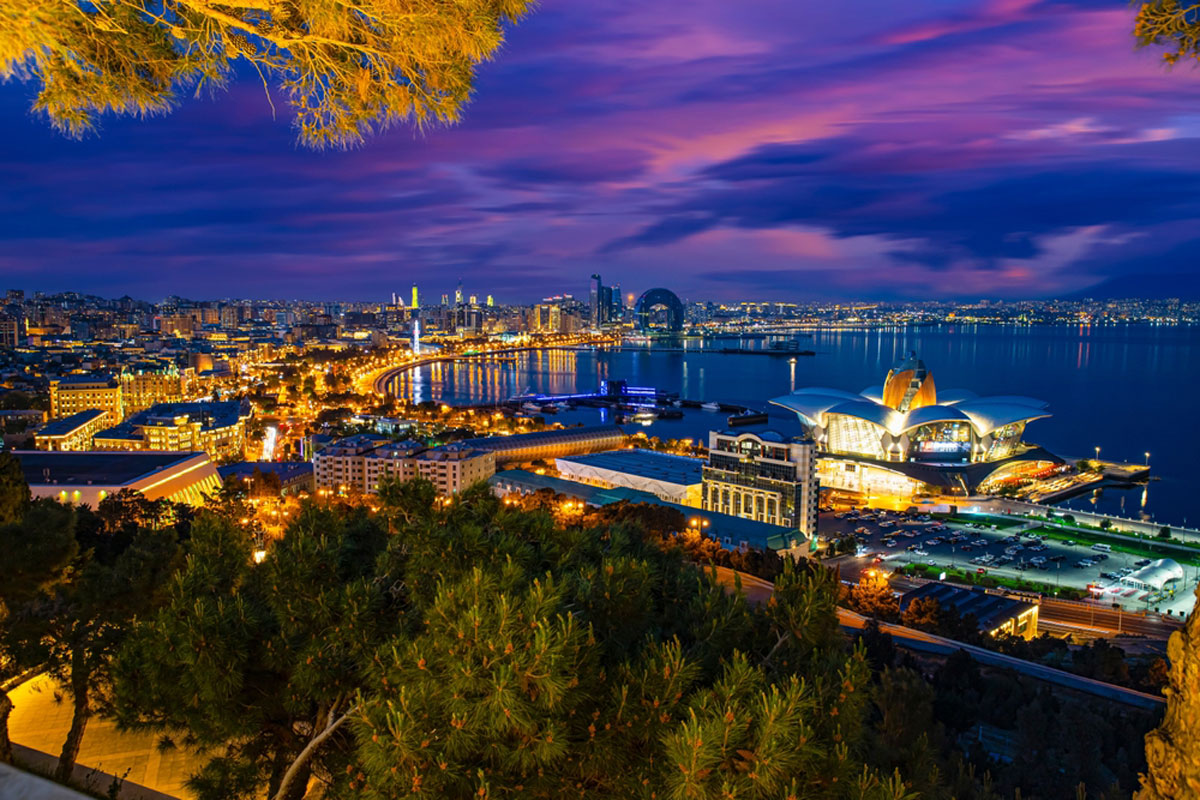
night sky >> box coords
[4,0,1200,303]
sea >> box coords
[383,324,1199,528]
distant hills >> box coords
[1068,273,1200,301]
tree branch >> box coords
[271,702,356,800]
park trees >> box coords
[0,490,184,779]
[1,0,532,148]
[115,478,916,800]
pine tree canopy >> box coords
[113,479,918,800]
[0,0,533,147]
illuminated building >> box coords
[0,314,20,348]
[701,430,818,543]
[120,363,185,415]
[412,283,419,308]
[555,449,703,506]
[15,450,223,507]
[93,400,250,461]
[34,409,109,452]
[900,583,1038,640]
[771,352,1057,498]
[459,425,626,465]
[314,435,496,496]
[49,375,123,423]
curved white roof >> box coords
[953,400,1051,435]
[1124,559,1184,590]
[826,400,902,433]
[770,388,863,425]
[898,404,971,432]
[936,388,978,405]
[771,386,1051,438]
[859,385,885,404]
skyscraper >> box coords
[589,274,602,327]
[455,279,464,305]
[486,295,494,307]
[411,283,419,309]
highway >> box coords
[708,566,1166,711]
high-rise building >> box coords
[411,283,419,309]
[6,289,24,304]
[455,280,464,305]
[441,293,449,306]
[701,430,819,545]
[469,294,478,306]
[0,314,20,348]
[589,274,603,327]
[486,295,494,307]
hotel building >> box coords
[701,430,819,543]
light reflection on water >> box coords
[385,325,1197,526]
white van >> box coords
[1091,543,1112,552]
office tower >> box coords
[391,292,397,305]
[441,293,449,306]
[411,283,419,309]
[590,274,602,327]
[455,280,464,305]
[701,430,819,545]
[610,282,622,322]
[486,295,494,307]
[469,294,478,306]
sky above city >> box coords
[3,0,1200,303]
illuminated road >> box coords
[708,566,1166,711]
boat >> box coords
[630,409,658,424]
[701,401,721,411]
[728,411,768,426]
[521,402,542,413]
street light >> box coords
[1094,446,1100,462]
[1145,451,1151,466]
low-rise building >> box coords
[49,375,123,422]
[314,435,495,497]
[15,450,223,507]
[900,583,1039,640]
[555,448,703,506]
[218,461,316,496]
[459,425,626,465]
[488,469,801,552]
[34,409,109,452]
[93,400,249,461]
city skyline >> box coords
[5,0,1200,301]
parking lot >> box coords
[821,509,1198,614]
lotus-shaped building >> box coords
[770,352,1058,497]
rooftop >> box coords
[218,461,314,482]
[557,449,703,486]
[15,450,206,487]
[37,409,106,437]
[461,425,626,451]
[900,583,1035,631]
[489,469,795,550]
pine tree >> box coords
[116,480,921,800]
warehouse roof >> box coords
[556,449,703,486]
